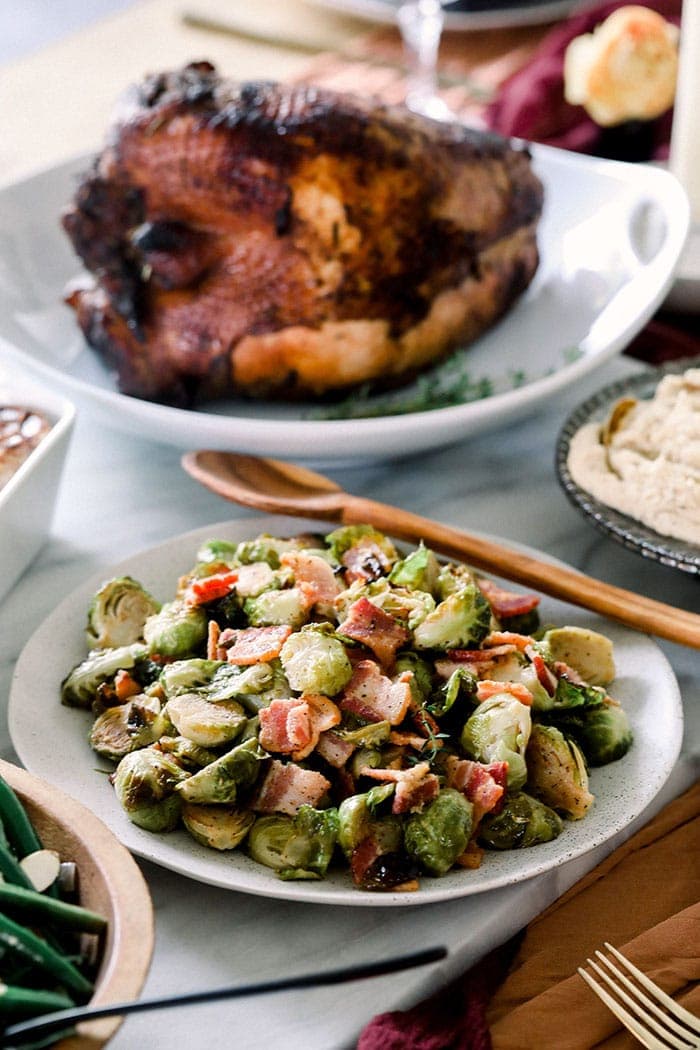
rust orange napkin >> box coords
[358,779,700,1050]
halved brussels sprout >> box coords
[336,721,392,748]
[156,736,219,769]
[324,525,398,566]
[279,625,353,696]
[86,576,161,650]
[337,784,399,859]
[394,652,434,704]
[166,694,247,748]
[195,539,239,566]
[176,737,267,804]
[247,805,339,878]
[388,542,440,595]
[539,626,616,687]
[90,694,168,761]
[413,583,491,651]
[61,643,147,709]
[335,579,435,630]
[404,788,474,876]
[478,791,563,850]
[113,748,189,832]
[143,601,208,659]
[159,659,223,698]
[243,587,309,628]
[526,724,593,819]
[544,701,633,767]
[182,803,254,850]
[461,693,532,789]
[435,562,478,600]
[235,534,306,568]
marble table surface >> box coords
[0,350,698,1049]
[0,3,697,1046]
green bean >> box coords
[0,842,34,891]
[0,884,106,934]
[0,914,93,1001]
[0,777,42,859]
[0,983,75,1019]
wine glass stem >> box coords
[396,0,448,119]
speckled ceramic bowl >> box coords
[555,359,700,577]
[0,759,154,1048]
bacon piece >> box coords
[444,755,507,822]
[553,660,587,686]
[280,550,341,608]
[341,538,393,584]
[185,570,239,605]
[114,669,142,702]
[525,645,558,695]
[220,624,292,665]
[315,729,355,768]
[483,632,532,652]
[388,731,433,751]
[360,761,440,814]
[477,578,540,620]
[476,679,533,705]
[207,619,222,660]
[340,660,412,725]
[230,562,277,597]
[259,694,341,761]
[252,759,331,815]
[455,841,484,869]
[434,643,516,680]
[337,596,409,667]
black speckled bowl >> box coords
[556,359,700,577]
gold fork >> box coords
[578,942,700,1049]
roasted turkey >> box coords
[62,62,544,407]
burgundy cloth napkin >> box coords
[484,0,682,160]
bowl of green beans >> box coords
[0,758,154,1048]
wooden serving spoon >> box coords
[181,451,700,650]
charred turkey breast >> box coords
[62,62,544,407]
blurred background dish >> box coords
[0,368,75,601]
[305,0,588,31]
[556,359,700,576]
[0,758,154,1048]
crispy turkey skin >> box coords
[62,62,544,407]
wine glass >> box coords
[396,0,453,121]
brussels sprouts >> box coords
[526,725,593,819]
[324,525,398,566]
[159,659,223,698]
[61,643,147,709]
[86,576,161,650]
[243,587,309,628]
[335,579,435,630]
[404,789,474,876]
[539,626,616,687]
[235,534,303,568]
[156,736,219,769]
[143,601,208,658]
[544,701,633,767]
[248,805,339,878]
[113,748,189,832]
[478,791,563,850]
[90,694,168,761]
[428,666,477,719]
[205,662,280,705]
[394,652,434,704]
[195,539,239,566]
[461,694,532,789]
[337,784,400,859]
[176,738,267,804]
[413,583,491,651]
[182,803,254,850]
[280,626,353,696]
[435,562,478,600]
[388,542,440,595]
[165,694,247,748]
[336,721,392,748]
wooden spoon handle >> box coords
[341,495,700,649]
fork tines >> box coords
[578,942,700,1050]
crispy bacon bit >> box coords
[337,597,410,667]
[252,759,330,815]
[477,578,540,620]
[360,762,440,814]
[525,645,558,695]
[476,679,533,705]
[341,538,393,584]
[444,755,507,822]
[114,669,142,702]
[434,643,517,680]
[340,660,412,725]
[280,550,341,608]
[409,701,441,740]
[185,570,239,605]
[553,660,587,685]
[483,632,532,651]
[388,731,431,750]
[207,619,221,660]
[259,694,341,761]
[220,624,292,665]
[455,841,484,869]
[315,729,355,768]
